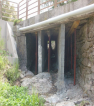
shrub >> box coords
[5,63,20,85]
[0,82,45,106]
[14,19,22,26]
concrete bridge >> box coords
[13,0,94,93]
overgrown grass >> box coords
[5,63,20,85]
[0,82,45,106]
[0,27,45,106]
[0,28,20,84]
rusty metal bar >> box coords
[28,6,38,12]
[57,0,64,4]
[74,29,76,85]
[38,0,40,14]
[19,0,24,4]
[19,11,26,16]
[20,15,26,19]
[26,0,28,19]
[54,0,57,8]
[19,2,26,7]
[71,35,72,69]
[40,4,54,11]
[35,33,38,75]
[28,11,38,16]
[28,1,37,7]
[67,38,69,70]
[19,6,26,12]
[40,0,52,5]
[48,34,51,72]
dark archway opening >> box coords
[26,33,36,74]
[43,33,58,73]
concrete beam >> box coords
[67,20,80,38]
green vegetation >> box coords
[0,27,45,106]
[5,63,20,85]
[0,82,45,106]
[75,100,90,106]
[41,0,78,8]
[14,19,23,26]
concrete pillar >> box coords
[57,24,65,93]
[38,31,44,73]
[17,33,27,71]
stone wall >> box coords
[76,16,94,99]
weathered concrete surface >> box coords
[0,19,18,64]
[76,16,94,101]
[21,72,52,95]
[56,101,75,106]
[17,34,27,69]
[38,31,45,73]
[15,0,94,34]
[55,24,65,93]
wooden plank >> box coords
[67,20,80,37]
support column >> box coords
[47,31,51,72]
[71,35,72,69]
[74,29,76,85]
[38,31,44,73]
[17,33,27,71]
[35,33,38,74]
[57,24,65,93]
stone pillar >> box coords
[38,31,44,73]
[56,24,65,93]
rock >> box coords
[15,80,21,86]
[66,97,69,100]
[21,72,53,95]
[56,101,75,106]
[44,103,53,106]
[21,78,32,87]
[21,66,27,72]
[83,93,88,98]
[55,80,65,94]
[45,94,61,104]
[20,70,34,79]
[91,66,94,72]
[25,70,34,78]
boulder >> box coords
[20,70,34,78]
[21,72,53,95]
[45,94,61,104]
[56,101,75,106]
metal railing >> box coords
[18,0,70,20]
[0,0,76,21]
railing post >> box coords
[17,4,19,19]
[26,0,28,19]
[54,0,57,8]
[38,0,40,14]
